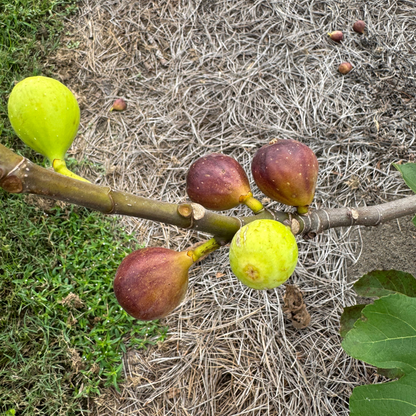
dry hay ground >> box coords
[47,0,416,414]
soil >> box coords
[348,214,416,280]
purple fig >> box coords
[114,247,193,321]
[353,20,365,34]
[328,31,344,43]
[251,140,319,214]
[110,98,127,111]
[338,62,353,75]
[186,153,263,212]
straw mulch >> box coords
[48,0,416,414]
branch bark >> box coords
[1,143,415,242]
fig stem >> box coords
[241,193,264,213]
[52,159,90,183]
[297,206,309,215]
[188,238,222,262]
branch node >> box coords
[178,203,193,218]
[190,203,206,221]
[0,175,23,193]
[106,188,116,214]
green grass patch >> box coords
[0,0,78,152]
[0,193,167,415]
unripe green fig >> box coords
[114,247,193,321]
[229,219,298,290]
[251,140,319,214]
[8,76,88,182]
[186,153,263,213]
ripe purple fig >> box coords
[186,153,263,213]
[339,62,353,75]
[251,140,319,214]
[114,247,193,321]
[328,31,344,43]
[353,20,365,34]
[110,98,127,111]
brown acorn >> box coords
[339,62,353,75]
[186,153,263,213]
[353,20,365,34]
[114,247,193,321]
[328,31,344,43]
[251,140,319,214]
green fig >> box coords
[186,153,263,213]
[251,140,319,214]
[114,247,193,321]
[229,219,298,290]
[7,76,88,182]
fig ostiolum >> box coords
[186,153,263,213]
[251,140,319,214]
[229,219,298,290]
[8,76,87,181]
[114,247,193,321]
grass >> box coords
[0,0,167,414]
[0,0,77,152]
[0,193,167,415]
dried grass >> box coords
[48,0,416,414]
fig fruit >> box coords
[186,153,263,213]
[229,219,298,290]
[353,20,365,34]
[8,76,88,182]
[328,31,344,43]
[338,62,353,75]
[114,247,193,321]
[110,98,127,111]
[251,139,319,214]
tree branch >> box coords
[1,143,415,242]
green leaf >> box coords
[413,215,416,228]
[353,270,416,298]
[393,162,416,193]
[339,304,366,338]
[350,371,416,416]
[342,293,416,375]
[376,367,406,380]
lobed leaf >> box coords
[353,270,416,298]
[342,293,416,375]
[350,371,416,416]
[339,304,366,338]
[394,162,416,194]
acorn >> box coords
[251,140,319,214]
[328,31,344,43]
[339,62,353,75]
[353,20,365,34]
[114,247,193,321]
[186,153,263,213]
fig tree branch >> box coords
[1,143,415,242]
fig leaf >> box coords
[339,304,366,338]
[353,270,416,298]
[349,371,416,416]
[342,294,416,415]
[393,162,416,194]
